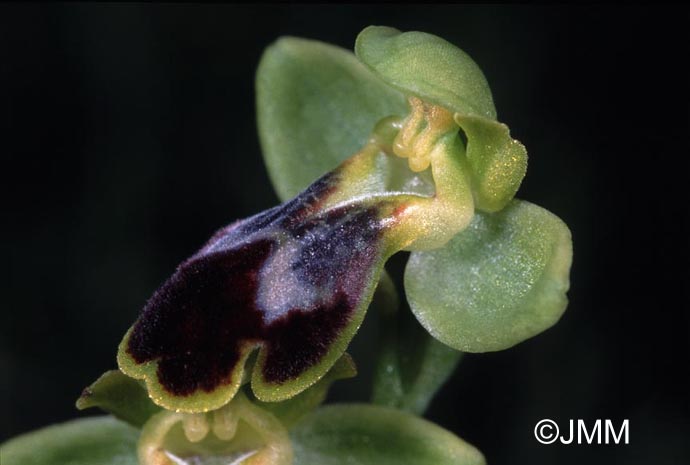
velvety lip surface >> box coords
[125,172,385,396]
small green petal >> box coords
[355,26,496,120]
[76,370,162,428]
[405,200,572,352]
[455,114,527,212]
[291,404,486,465]
[0,417,138,465]
[257,36,407,201]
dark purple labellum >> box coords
[123,172,386,398]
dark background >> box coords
[2,4,688,464]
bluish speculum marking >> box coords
[125,171,387,395]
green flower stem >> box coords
[371,269,463,415]
[371,272,405,406]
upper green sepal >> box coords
[405,199,572,352]
[355,26,496,120]
[257,35,408,201]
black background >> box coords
[2,4,688,464]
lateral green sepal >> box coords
[405,199,572,352]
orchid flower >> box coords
[2,27,572,465]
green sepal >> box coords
[253,353,357,428]
[76,369,162,428]
[256,36,407,201]
[405,199,572,352]
[0,417,139,465]
[355,26,496,120]
[291,404,486,465]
